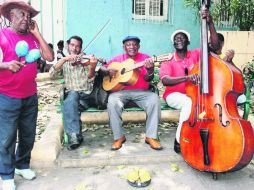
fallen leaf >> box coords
[74,182,87,190]
[117,165,126,170]
[170,163,182,172]
[82,149,89,155]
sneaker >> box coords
[15,168,36,180]
[2,179,16,190]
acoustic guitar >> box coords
[102,53,172,92]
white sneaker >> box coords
[2,179,16,190]
[15,168,36,180]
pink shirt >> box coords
[159,49,200,100]
[0,28,40,98]
[107,52,150,90]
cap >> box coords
[122,36,140,44]
[171,30,190,42]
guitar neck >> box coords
[127,61,146,71]
[125,54,173,72]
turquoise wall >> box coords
[66,0,201,61]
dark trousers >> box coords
[63,91,90,135]
[0,93,38,180]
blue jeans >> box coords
[63,91,90,135]
[0,93,38,180]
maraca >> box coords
[25,49,41,63]
[15,40,29,60]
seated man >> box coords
[100,36,162,151]
[211,32,246,104]
[159,8,219,154]
[49,36,98,150]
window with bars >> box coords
[132,0,169,22]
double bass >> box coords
[180,0,254,179]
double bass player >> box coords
[159,7,219,154]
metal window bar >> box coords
[135,0,146,16]
[149,0,160,16]
[133,0,170,23]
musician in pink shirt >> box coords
[0,1,54,189]
[159,8,219,154]
[101,36,162,151]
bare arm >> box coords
[0,47,25,72]
[223,49,235,65]
[49,54,79,78]
[202,8,219,51]
[29,20,54,62]
[0,60,25,72]
[144,59,155,82]
[87,56,98,79]
[162,74,199,86]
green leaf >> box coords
[170,163,183,173]
[82,149,89,155]
[117,165,126,170]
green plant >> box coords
[183,0,254,31]
[242,57,254,87]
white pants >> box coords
[166,92,192,143]
[237,94,246,105]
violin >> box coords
[71,53,106,66]
[180,0,254,179]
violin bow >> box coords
[81,18,112,53]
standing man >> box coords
[49,36,98,150]
[100,36,162,151]
[0,1,54,190]
[159,9,219,154]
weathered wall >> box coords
[66,0,201,60]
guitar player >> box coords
[100,36,163,151]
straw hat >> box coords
[0,0,39,21]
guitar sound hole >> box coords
[121,68,126,75]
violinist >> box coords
[159,8,219,154]
[49,35,98,150]
[100,36,162,151]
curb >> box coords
[31,112,63,168]
[30,107,254,169]
[58,154,181,168]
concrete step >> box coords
[57,125,180,168]
[80,109,180,124]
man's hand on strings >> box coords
[144,59,155,70]
[187,74,200,85]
